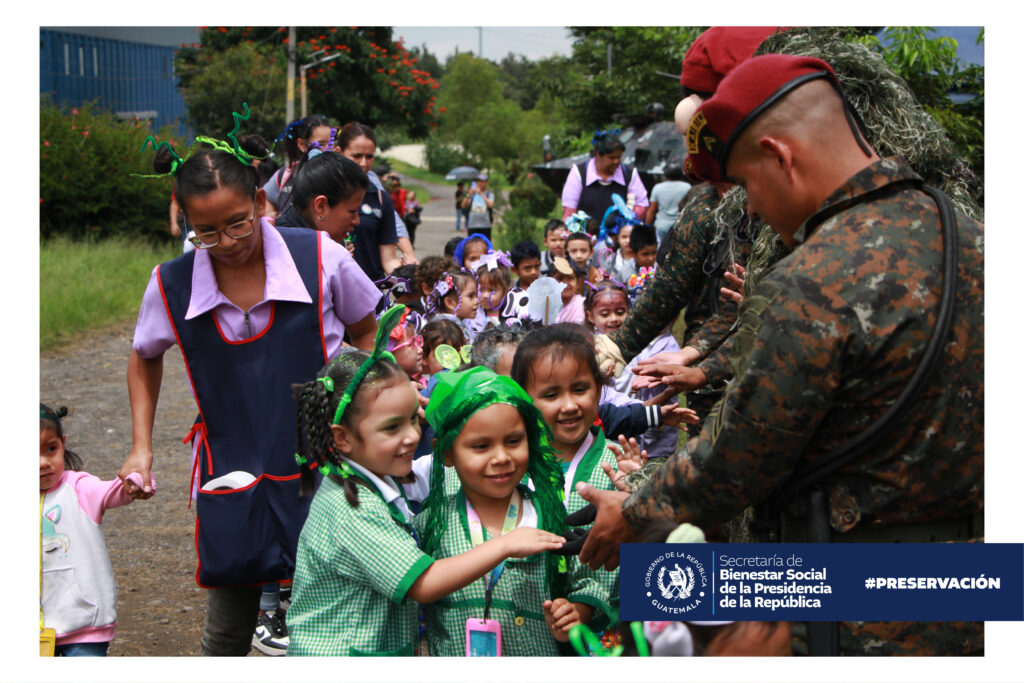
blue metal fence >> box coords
[40,29,189,137]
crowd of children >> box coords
[42,104,755,660]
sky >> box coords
[393,26,573,62]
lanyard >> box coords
[466,489,521,620]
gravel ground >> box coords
[37,178,461,657]
[41,322,210,656]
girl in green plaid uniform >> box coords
[510,323,624,623]
[286,307,566,656]
[418,366,617,655]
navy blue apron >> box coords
[575,161,633,235]
[158,226,327,587]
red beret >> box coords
[685,54,838,183]
[680,27,779,93]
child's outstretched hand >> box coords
[604,435,647,492]
[660,404,700,428]
[543,598,583,642]
[500,528,565,558]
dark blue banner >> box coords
[619,543,1024,621]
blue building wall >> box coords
[40,28,189,137]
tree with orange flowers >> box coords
[175,27,442,142]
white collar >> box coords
[342,457,413,522]
[563,431,596,504]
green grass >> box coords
[382,158,455,187]
[41,237,181,350]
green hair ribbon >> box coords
[318,461,355,478]
[332,305,406,425]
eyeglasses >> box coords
[392,334,424,353]
[185,201,258,249]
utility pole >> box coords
[607,43,612,73]
[301,53,341,118]
[478,27,483,58]
[286,26,296,123]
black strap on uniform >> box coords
[754,185,959,656]
[770,185,958,508]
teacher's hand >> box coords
[119,448,155,499]
[574,483,635,570]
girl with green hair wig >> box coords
[418,366,616,655]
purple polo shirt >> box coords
[560,157,650,212]
[133,218,380,359]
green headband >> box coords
[332,305,405,425]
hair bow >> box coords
[375,273,414,307]
[566,211,591,234]
[477,250,513,271]
[590,127,622,146]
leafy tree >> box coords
[175,27,442,142]
[855,27,984,179]
[408,44,444,79]
[559,27,705,130]
[497,53,542,110]
[178,42,286,144]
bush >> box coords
[424,136,473,176]
[494,202,540,251]
[40,97,183,241]
[508,172,557,217]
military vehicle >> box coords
[531,103,686,197]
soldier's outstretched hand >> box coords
[575,483,635,570]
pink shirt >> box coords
[555,294,585,325]
[133,219,380,359]
[560,158,650,212]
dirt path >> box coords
[37,179,468,656]
[41,323,209,656]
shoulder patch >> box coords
[728,281,784,381]
[687,111,707,155]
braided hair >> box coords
[293,350,408,504]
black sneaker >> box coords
[251,609,289,656]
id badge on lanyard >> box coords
[464,490,520,656]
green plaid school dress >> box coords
[416,485,613,656]
[561,427,621,627]
[287,475,433,656]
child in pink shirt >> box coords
[40,404,154,656]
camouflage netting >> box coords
[713,27,983,295]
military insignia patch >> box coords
[686,111,707,155]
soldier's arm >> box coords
[611,208,715,363]
[622,275,843,529]
[685,303,739,358]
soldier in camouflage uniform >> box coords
[576,54,984,656]
[597,27,983,418]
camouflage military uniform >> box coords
[622,157,984,655]
[610,182,723,363]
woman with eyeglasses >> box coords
[120,144,381,656]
